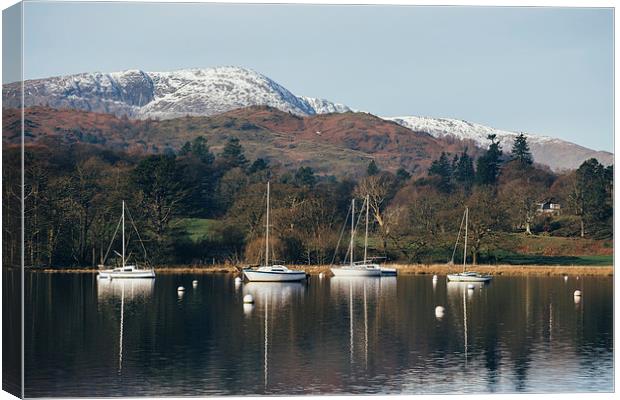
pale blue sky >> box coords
[8,2,615,151]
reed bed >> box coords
[33,263,612,276]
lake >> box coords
[22,272,612,396]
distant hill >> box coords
[384,116,613,172]
[3,65,612,170]
[4,106,475,178]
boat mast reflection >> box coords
[97,278,154,375]
[241,282,305,391]
[331,277,386,371]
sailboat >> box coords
[98,201,155,279]
[446,207,492,283]
[331,196,382,277]
[243,182,307,282]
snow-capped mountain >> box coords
[2,66,612,170]
[2,66,346,119]
[383,116,613,171]
[298,96,352,114]
[384,116,555,146]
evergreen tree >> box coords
[428,152,453,193]
[511,133,533,166]
[248,158,269,174]
[179,141,192,155]
[367,160,380,176]
[220,137,248,169]
[294,166,317,188]
[572,158,613,237]
[396,167,411,182]
[453,148,475,192]
[191,136,214,164]
[476,134,503,186]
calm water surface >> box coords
[23,272,612,396]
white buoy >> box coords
[243,294,254,304]
[192,280,198,288]
[319,272,325,279]
[564,275,568,282]
[435,306,445,319]
[432,275,438,281]
[574,290,582,297]
[177,286,185,292]
[467,284,475,290]
[243,303,254,315]
[576,276,580,280]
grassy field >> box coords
[175,218,220,242]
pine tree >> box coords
[248,158,269,174]
[367,160,380,176]
[453,148,475,192]
[396,167,411,182]
[428,152,453,193]
[476,134,503,186]
[179,141,192,155]
[191,136,214,164]
[294,166,317,187]
[511,133,533,166]
[220,137,248,169]
[572,158,613,237]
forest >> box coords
[3,132,613,269]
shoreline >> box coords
[22,263,613,277]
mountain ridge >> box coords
[2,66,612,170]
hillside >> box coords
[385,116,614,172]
[4,106,473,177]
[2,66,612,171]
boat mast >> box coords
[265,182,270,267]
[350,198,355,267]
[463,207,468,273]
[364,195,369,265]
[122,200,125,268]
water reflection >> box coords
[96,278,154,375]
[97,277,154,301]
[242,282,306,391]
[23,274,612,396]
[330,277,388,371]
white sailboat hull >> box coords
[98,269,156,279]
[447,273,492,282]
[243,270,307,282]
[331,266,382,277]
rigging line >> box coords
[451,209,467,264]
[350,196,367,263]
[125,205,150,265]
[329,202,352,267]
[102,214,123,265]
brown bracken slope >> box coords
[3,106,480,177]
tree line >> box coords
[3,132,612,268]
